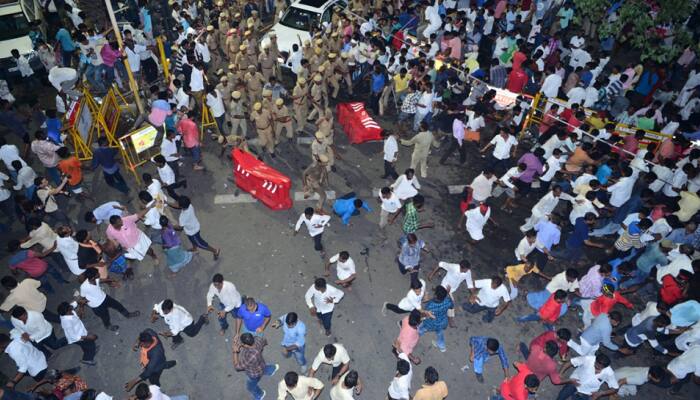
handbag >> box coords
[464,129,480,142]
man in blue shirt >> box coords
[235,297,271,337]
[332,192,372,225]
[272,312,307,373]
[467,336,509,383]
[368,65,386,115]
[55,27,76,67]
[91,137,130,195]
[552,213,604,262]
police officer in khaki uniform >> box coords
[225,28,240,61]
[308,47,322,75]
[218,10,230,46]
[206,25,221,71]
[228,90,247,138]
[328,52,342,99]
[273,98,293,143]
[302,154,330,209]
[216,75,232,106]
[307,74,324,121]
[235,44,249,72]
[268,33,282,80]
[273,0,287,23]
[243,31,258,67]
[251,102,275,157]
[302,39,313,60]
[261,88,274,111]
[292,77,309,135]
[311,131,331,166]
[244,65,265,105]
[316,65,330,109]
[338,52,353,96]
[258,46,275,81]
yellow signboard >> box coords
[130,125,159,153]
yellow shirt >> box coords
[394,73,412,93]
[413,381,449,400]
[505,263,540,283]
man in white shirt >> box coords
[541,69,563,98]
[189,61,206,110]
[0,139,27,180]
[325,251,357,289]
[468,170,497,204]
[387,351,412,400]
[206,273,242,335]
[378,186,402,230]
[520,185,575,231]
[294,207,331,257]
[309,343,351,384]
[382,278,427,316]
[668,344,700,394]
[58,301,97,365]
[480,128,518,174]
[382,131,399,180]
[614,366,666,397]
[559,354,619,399]
[428,260,474,295]
[176,196,220,259]
[10,306,64,358]
[0,332,48,389]
[305,278,344,336]
[463,277,511,323]
[439,113,468,165]
[79,267,139,331]
[160,130,181,180]
[607,166,636,207]
[277,371,324,400]
[151,298,207,349]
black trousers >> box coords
[440,137,467,164]
[386,304,410,314]
[35,330,67,358]
[383,160,399,180]
[173,315,207,343]
[76,339,97,361]
[91,295,130,327]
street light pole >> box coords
[104,0,144,115]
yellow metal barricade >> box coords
[118,124,163,184]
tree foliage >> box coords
[574,0,694,63]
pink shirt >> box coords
[100,44,120,67]
[176,118,200,148]
[578,265,604,298]
[440,37,461,59]
[397,316,419,355]
[106,214,142,249]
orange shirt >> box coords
[538,294,563,323]
[58,156,83,185]
[500,362,533,400]
[565,147,595,172]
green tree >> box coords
[575,0,693,63]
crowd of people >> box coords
[2,0,700,399]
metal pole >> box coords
[104,0,144,115]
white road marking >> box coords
[293,191,337,201]
[214,193,257,204]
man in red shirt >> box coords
[520,328,571,360]
[515,290,567,330]
[506,67,528,94]
[7,240,68,294]
[176,109,204,170]
[498,362,540,400]
[659,271,690,306]
[525,340,575,385]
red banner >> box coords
[336,102,383,144]
[231,149,292,210]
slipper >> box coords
[213,249,221,260]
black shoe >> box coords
[81,359,97,366]
[127,311,140,318]
[475,373,484,383]
[171,341,182,350]
[107,325,119,331]
[330,166,337,172]
[164,360,177,369]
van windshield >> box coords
[0,11,30,41]
[278,7,318,31]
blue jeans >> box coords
[462,302,496,323]
[418,324,445,351]
[46,166,61,185]
[217,302,239,331]
[516,313,554,331]
[104,169,130,194]
[283,345,306,367]
[37,262,69,294]
[246,364,276,399]
[191,146,202,163]
[85,64,106,92]
[557,383,590,400]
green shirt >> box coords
[403,203,419,233]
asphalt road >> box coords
[1,98,698,399]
